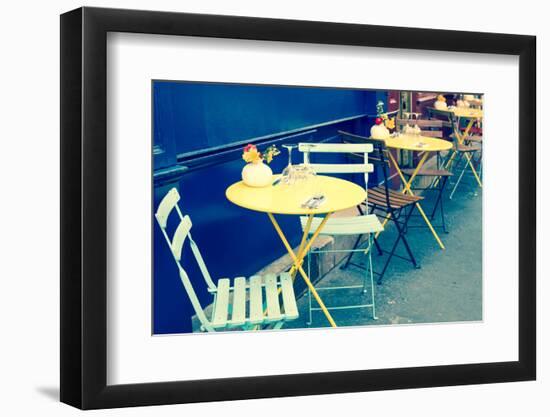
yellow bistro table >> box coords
[453,107,483,119]
[384,135,453,250]
[452,107,483,143]
[437,107,483,140]
[226,175,367,328]
[446,107,483,187]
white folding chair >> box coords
[155,188,299,332]
[297,142,383,324]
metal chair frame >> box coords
[339,131,422,284]
[155,188,299,332]
[297,141,382,324]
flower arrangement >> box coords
[242,144,280,164]
[240,143,281,187]
[370,101,393,139]
[374,100,395,130]
[434,94,448,110]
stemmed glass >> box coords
[293,162,319,206]
[280,144,298,184]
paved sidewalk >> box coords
[285,184,483,329]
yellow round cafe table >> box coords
[450,107,483,142]
[226,175,367,328]
[447,107,484,189]
[385,136,453,153]
[384,135,452,250]
[452,107,483,119]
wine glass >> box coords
[292,162,319,207]
[280,144,298,184]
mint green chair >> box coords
[155,188,299,332]
[298,142,383,325]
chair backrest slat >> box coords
[308,163,374,174]
[338,131,393,209]
[155,187,180,228]
[427,108,454,127]
[417,130,443,138]
[298,142,374,175]
[396,118,444,138]
[155,187,218,331]
[396,118,443,128]
[298,142,372,154]
[171,215,192,261]
[427,107,452,119]
[298,140,374,203]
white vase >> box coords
[241,161,273,187]
[370,123,390,140]
[434,100,448,110]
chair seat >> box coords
[461,126,482,135]
[300,213,383,236]
[211,273,298,329]
[464,135,483,143]
[368,186,423,209]
[401,168,453,177]
[457,143,482,152]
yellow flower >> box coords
[384,117,395,129]
[243,148,262,163]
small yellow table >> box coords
[446,107,483,187]
[452,107,483,120]
[384,136,453,250]
[226,175,367,328]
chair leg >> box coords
[443,149,457,172]
[377,233,400,284]
[478,152,483,181]
[307,252,313,326]
[429,176,449,233]
[399,205,420,269]
[271,321,285,330]
[430,178,443,220]
[439,177,449,233]
[341,233,363,270]
[368,204,384,255]
[373,235,384,256]
[450,155,468,200]
[366,234,377,319]
[377,207,419,285]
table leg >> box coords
[267,212,338,328]
[289,214,314,278]
[463,152,483,187]
[460,117,476,141]
[453,117,483,187]
[386,151,446,250]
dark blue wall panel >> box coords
[153,81,380,334]
[154,81,371,156]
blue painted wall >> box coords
[154,81,371,158]
[153,81,380,334]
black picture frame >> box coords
[60,6,536,410]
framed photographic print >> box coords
[60,6,536,409]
